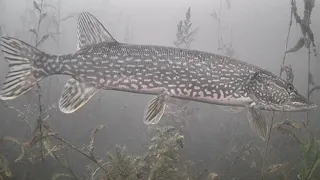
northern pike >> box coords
[0,12,317,140]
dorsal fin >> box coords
[77,12,116,50]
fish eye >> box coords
[287,84,294,93]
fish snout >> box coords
[287,93,317,111]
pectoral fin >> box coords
[59,78,98,114]
[143,92,170,125]
[247,106,268,141]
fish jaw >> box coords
[281,93,317,112]
[253,94,317,112]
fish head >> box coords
[248,70,317,112]
[280,84,317,111]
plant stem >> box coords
[217,0,222,50]
[261,3,294,179]
[306,46,311,125]
[52,134,108,173]
[34,0,45,163]
[281,4,293,67]
[261,112,275,180]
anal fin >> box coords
[143,91,170,125]
[59,78,98,114]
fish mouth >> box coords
[282,101,317,112]
[277,92,317,112]
[297,102,317,111]
[261,100,317,112]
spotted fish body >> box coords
[0,12,317,140]
[56,43,255,105]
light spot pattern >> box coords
[48,42,267,107]
[0,11,316,113]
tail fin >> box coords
[0,37,47,100]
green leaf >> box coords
[37,34,49,47]
[33,1,41,12]
[0,136,25,162]
[40,13,47,22]
[310,85,320,95]
[29,28,37,35]
[286,37,305,53]
[210,11,219,21]
[307,155,320,179]
[275,123,300,144]
[309,72,315,86]
[304,37,311,48]
[0,154,11,177]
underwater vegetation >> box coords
[0,0,319,180]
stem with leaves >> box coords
[261,0,299,178]
[284,0,317,125]
[32,0,47,162]
[210,0,235,58]
[173,7,199,49]
[260,113,275,180]
[217,0,222,49]
[27,125,108,174]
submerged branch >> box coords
[88,125,107,159]
[27,132,108,173]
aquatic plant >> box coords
[0,1,318,179]
[0,3,71,177]
[0,153,11,180]
[144,126,185,179]
[271,120,320,180]
[210,0,235,58]
[283,2,318,178]
[0,0,64,165]
[260,1,318,179]
[100,145,142,180]
[85,125,208,180]
[174,7,199,49]
[298,125,320,180]
[283,0,318,126]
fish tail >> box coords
[0,37,50,100]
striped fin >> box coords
[143,93,169,125]
[0,37,46,100]
[77,12,116,50]
[247,107,268,141]
[59,78,98,114]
